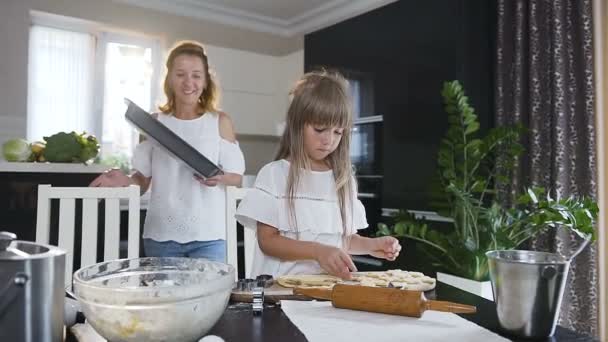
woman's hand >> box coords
[194,173,242,187]
[194,174,223,187]
[314,244,358,279]
[89,169,131,187]
[369,236,402,261]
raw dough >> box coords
[277,270,436,291]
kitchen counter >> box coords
[0,161,109,173]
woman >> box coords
[90,41,245,262]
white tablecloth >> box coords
[280,300,510,342]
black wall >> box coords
[305,0,496,211]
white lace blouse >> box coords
[132,112,245,243]
[235,159,368,277]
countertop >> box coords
[0,161,109,173]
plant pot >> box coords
[486,250,569,339]
[436,272,493,301]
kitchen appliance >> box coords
[293,284,476,317]
[73,257,234,342]
[124,98,223,178]
[351,115,383,177]
[487,250,570,338]
[350,115,383,238]
[0,231,66,342]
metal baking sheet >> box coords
[124,98,223,178]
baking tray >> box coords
[124,98,223,178]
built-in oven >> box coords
[351,115,383,177]
[344,71,383,240]
[350,115,383,238]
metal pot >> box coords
[0,231,66,342]
[486,250,569,339]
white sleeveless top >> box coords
[235,159,368,277]
[131,112,245,243]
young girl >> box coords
[236,71,400,279]
[90,41,245,262]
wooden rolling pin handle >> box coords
[425,299,477,314]
[293,287,333,301]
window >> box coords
[99,35,157,159]
[27,26,95,142]
[27,15,160,163]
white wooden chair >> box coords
[225,186,255,281]
[35,184,140,287]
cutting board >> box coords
[231,283,314,304]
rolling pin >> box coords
[293,284,476,318]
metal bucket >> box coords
[486,250,569,339]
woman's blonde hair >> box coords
[159,41,220,114]
[275,70,355,234]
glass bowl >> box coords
[73,257,234,342]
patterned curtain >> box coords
[494,0,598,336]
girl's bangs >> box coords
[306,90,351,129]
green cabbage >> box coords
[2,139,31,162]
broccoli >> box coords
[43,132,82,162]
[42,131,100,163]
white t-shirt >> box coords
[132,112,245,243]
[235,159,368,277]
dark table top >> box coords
[209,282,598,342]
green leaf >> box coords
[527,188,539,204]
[465,121,480,135]
[394,222,407,236]
[376,223,391,237]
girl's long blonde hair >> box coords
[275,70,355,235]
[159,41,220,114]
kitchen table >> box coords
[66,282,598,342]
[207,282,598,342]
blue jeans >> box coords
[143,239,226,263]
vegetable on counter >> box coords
[2,139,31,162]
[2,131,100,163]
[42,132,100,163]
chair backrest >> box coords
[35,184,140,287]
[225,186,254,281]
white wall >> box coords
[0,117,27,146]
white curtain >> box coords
[27,25,95,141]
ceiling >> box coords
[114,0,398,37]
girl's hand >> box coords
[194,174,223,187]
[89,169,131,187]
[314,244,357,279]
[369,236,401,261]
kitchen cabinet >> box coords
[206,46,303,137]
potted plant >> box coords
[377,81,598,297]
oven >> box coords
[351,115,383,177]
[350,115,383,237]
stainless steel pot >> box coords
[486,250,569,339]
[0,231,66,342]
